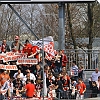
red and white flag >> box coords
[31,36,56,60]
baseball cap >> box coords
[15,35,19,40]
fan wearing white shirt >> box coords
[13,69,24,79]
[70,61,78,81]
[23,69,36,84]
[0,79,12,99]
[89,68,100,89]
[91,68,100,82]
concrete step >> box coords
[84,97,100,100]
[58,98,100,100]
[83,71,94,81]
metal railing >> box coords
[66,49,100,70]
[5,90,100,100]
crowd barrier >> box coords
[5,91,100,100]
[6,97,53,100]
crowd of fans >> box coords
[0,35,94,100]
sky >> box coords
[98,0,100,3]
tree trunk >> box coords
[67,3,78,64]
[87,3,94,69]
[67,3,77,50]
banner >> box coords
[0,54,6,60]
[17,59,38,65]
[3,55,27,62]
[0,65,18,70]
[0,52,27,62]
[6,52,15,56]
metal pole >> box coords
[58,2,65,50]
[8,4,39,40]
[58,92,60,100]
[42,24,45,100]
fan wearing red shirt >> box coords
[22,40,33,56]
[25,79,36,98]
[76,78,86,100]
[0,70,10,86]
[62,50,68,67]
[61,72,70,90]
[28,45,40,62]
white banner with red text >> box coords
[0,64,18,70]
[17,58,38,65]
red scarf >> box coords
[1,44,6,52]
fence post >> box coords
[3,95,5,100]
[98,53,100,69]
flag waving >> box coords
[31,36,56,59]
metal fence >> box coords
[7,92,98,100]
[66,49,100,70]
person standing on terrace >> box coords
[89,68,100,89]
[22,39,33,56]
[24,79,36,98]
[11,35,24,53]
[1,39,10,53]
[76,78,86,100]
[70,61,79,82]
[0,69,10,86]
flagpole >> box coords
[42,23,45,100]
